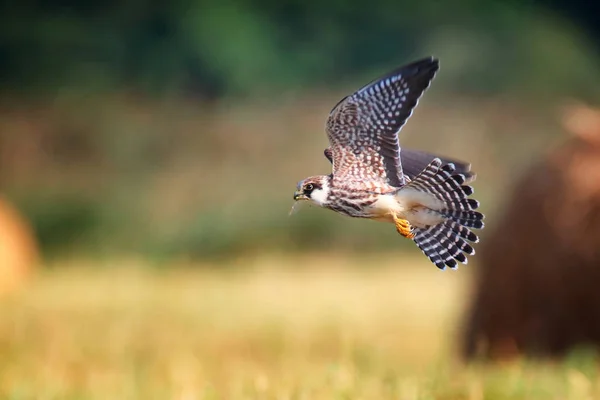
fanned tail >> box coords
[404,158,484,270]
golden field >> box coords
[0,254,598,400]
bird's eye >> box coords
[305,183,314,192]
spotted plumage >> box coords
[293,57,484,270]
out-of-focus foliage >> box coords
[1,0,598,99]
[1,0,599,261]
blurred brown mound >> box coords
[461,102,600,361]
[0,196,38,295]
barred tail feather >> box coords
[449,220,479,243]
[413,220,475,269]
[443,209,485,229]
[405,158,484,269]
[405,158,481,213]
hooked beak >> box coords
[293,190,308,201]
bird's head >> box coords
[293,175,331,207]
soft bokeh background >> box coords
[1,0,600,398]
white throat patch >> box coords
[309,180,330,206]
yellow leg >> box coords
[392,213,415,239]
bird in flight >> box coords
[292,57,484,270]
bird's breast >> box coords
[363,194,404,222]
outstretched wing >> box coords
[326,57,439,189]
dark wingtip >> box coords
[407,56,439,73]
[360,56,440,96]
[406,56,440,82]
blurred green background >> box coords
[1,0,599,262]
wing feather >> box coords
[326,57,439,188]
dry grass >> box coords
[0,254,598,399]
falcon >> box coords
[292,57,484,269]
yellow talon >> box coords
[393,214,415,239]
